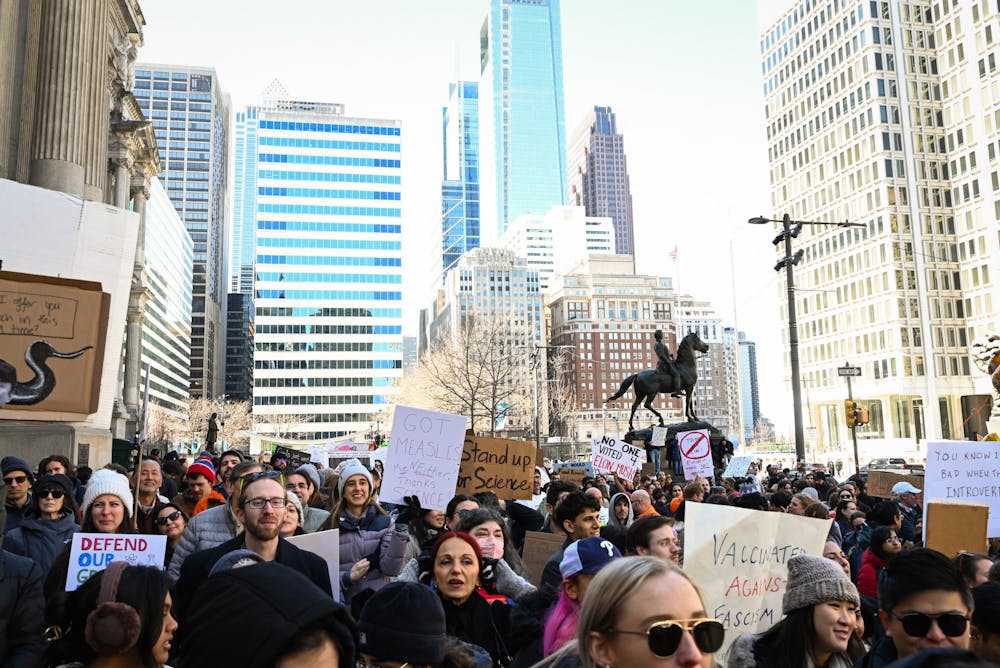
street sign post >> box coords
[839,363,862,474]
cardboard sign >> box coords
[591,434,645,480]
[683,503,830,656]
[455,435,535,499]
[271,445,313,469]
[287,529,340,601]
[925,441,1000,537]
[651,426,668,446]
[866,470,925,503]
[559,461,594,477]
[522,531,566,586]
[642,463,656,477]
[924,502,989,556]
[678,429,713,480]
[722,455,755,479]
[379,406,466,511]
[66,533,167,591]
[0,271,110,416]
[557,467,587,486]
[535,449,545,468]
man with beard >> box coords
[172,472,331,623]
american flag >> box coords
[669,246,678,262]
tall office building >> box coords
[674,297,739,436]
[737,331,762,443]
[441,81,481,281]
[479,0,568,238]
[547,256,677,442]
[225,293,254,403]
[235,86,403,440]
[568,106,635,255]
[761,0,999,449]
[133,64,231,400]
[142,179,193,417]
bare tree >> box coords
[546,345,578,438]
[255,412,315,440]
[182,398,254,447]
[145,403,184,447]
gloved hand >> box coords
[395,494,423,526]
[480,557,499,587]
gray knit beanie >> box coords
[337,459,373,497]
[782,553,860,614]
[294,463,321,492]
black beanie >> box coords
[178,562,357,668]
[358,581,447,664]
[972,581,1000,635]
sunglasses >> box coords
[610,618,725,656]
[155,510,183,525]
[889,611,969,638]
[237,471,284,499]
[37,489,65,500]
[3,475,28,485]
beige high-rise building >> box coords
[761,0,999,453]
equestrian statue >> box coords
[605,330,709,429]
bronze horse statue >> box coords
[604,331,709,429]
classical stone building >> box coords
[0,0,160,443]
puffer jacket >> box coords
[302,506,330,533]
[3,514,78,577]
[167,503,238,581]
[336,504,408,607]
[728,632,853,668]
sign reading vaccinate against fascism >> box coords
[591,434,645,480]
[683,503,830,655]
[455,435,535,499]
[925,440,1000,537]
[677,428,713,480]
[66,533,167,591]
[379,406,466,511]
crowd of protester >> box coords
[2,450,1000,667]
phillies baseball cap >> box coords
[560,537,622,579]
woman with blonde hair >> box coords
[544,556,723,667]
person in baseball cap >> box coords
[545,536,622,654]
[892,481,922,543]
[892,481,921,495]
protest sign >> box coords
[642,463,656,477]
[287,529,341,601]
[925,440,1000,537]
[66,533,167,591]
[559,461,594,477]
[455,435,535,499]
[683,503,830,655]
[651,425,668,446]
[522,531,566,586]
[557,467,587,486]
[867,470,924,503]
[379,406,466,511]
[271,445,312,469]
[327,450,376,472]
[924,502,989,556]
[678,429,713,480]
[591,434,645,480]
[722,455,754,479]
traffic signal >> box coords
[857,406,870,426]
[845,399,858,428]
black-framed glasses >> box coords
[155,511,183,526]
[243,497,287,510]
[3,475,28,485]
[37,488,65,499]
[610,618,724,656]
[888,611,969,637]
[237,471,284,499]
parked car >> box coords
[865,457,908,471]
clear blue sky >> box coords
[141,0,799,436]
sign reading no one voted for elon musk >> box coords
[66,533,167,591]
[591,434,644,481]
[455,435,536,499]
[379,406,467,512]
[677,429,713,480]
[683,503,830,656]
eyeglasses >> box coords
[237,471,284,499]
[885,536,902,543]
[243,497,287,510]
[888,611,969,638]
[609,618,725,656]
[155,510,183,526]
[3,475,28,485]
[37,489,65,500]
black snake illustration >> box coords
[0,340,92,406]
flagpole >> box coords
[132,364,151,530]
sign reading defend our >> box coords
[455,435,536,499]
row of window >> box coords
[257,220,400,234]
[259,170,400,184]
[255,307,401,318]
[255,341,399,353]
[256,359,400,370]
[257,204,401,217]
[258,186,400,201]
[259,153,400,169]
[259,120,399,136]
[258,136,399,153]
[255,324,401,335]
[256,254,401,267]
[256,272,401,284]
[254,376,375,387]
[255,289,400,300]
[257,237,401,250]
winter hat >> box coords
[1,455,33,479]
[560,536,622,579]
[34,473,74,497]
[782,553,860,614]
[180,562,357,668]
[358,581,447,664]
[337,459,373,497]
[82,469,134,518]
[294,463,321,491]
[186,458,216,484]
[285,490,304,521]
[801,486,820,500]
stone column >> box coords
[123,180,150,436]
[28,0,101,197]
[0,0,25,179]
[82,0,110,201]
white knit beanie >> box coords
[337,459,373,497]
[82,469,135,518]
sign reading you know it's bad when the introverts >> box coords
[925,440,1000,537]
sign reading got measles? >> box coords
[683,503,830,655]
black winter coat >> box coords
[0,549,45,668]
[4,513,78,577]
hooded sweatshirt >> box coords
[607,492,634,531]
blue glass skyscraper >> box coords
[480,0,568,239]
[441,81,480,280]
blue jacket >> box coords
[3,513,78,577]
[0,549,45,668]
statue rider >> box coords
[653,330,683,398]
